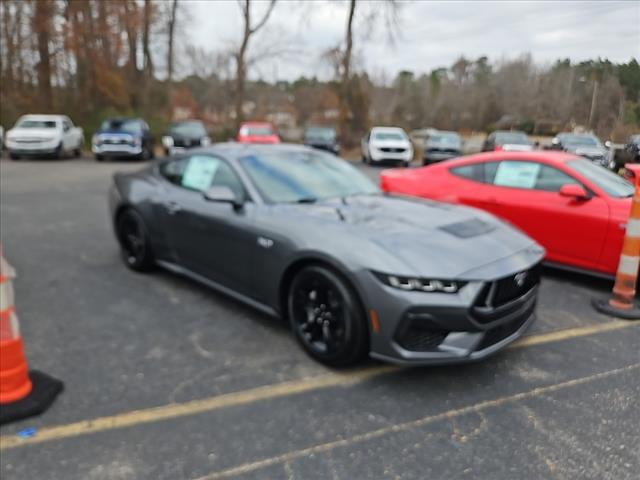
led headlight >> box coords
[201,136,211,146]
[162,135,174,148]
[92,134,100,146]
[374,272,464,293]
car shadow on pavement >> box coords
[541,266,612,293]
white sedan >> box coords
[5,114,84,160]
[362,126,414,167]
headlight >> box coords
[374,272,464,293]
[92,134,99,145]
[201,136,211,146]
[162,136,174,148]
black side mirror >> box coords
[203,186,244,209]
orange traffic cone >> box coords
[592,164,640,320]
[0,247,63,425]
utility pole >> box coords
[588,78,599,130]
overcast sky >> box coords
[184,0,640,82]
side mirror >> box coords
[559,184,590,200]
[203,186,243,209]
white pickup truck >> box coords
[5,114,84,160]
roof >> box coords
[454,150,581,165]
[371,126,406,133]
[19,114,66,120]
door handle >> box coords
[165,201,182,215]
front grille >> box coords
[380,147,406,153]
[15,138,46,143]
[396,325,448,352]
[173,138,200,148]
[472,264,541,324]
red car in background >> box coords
[236,122,280,144]
[380,151,635,277]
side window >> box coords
[534,165,578,192]
[450,164,482,182]
[211,161,245,200]
[160,155,245,198]
[483,161,500,184]
[491,161,540,189]
[159,157,189,186]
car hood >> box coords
[7,127,58,138]
[96,129,140,138]
[273,194,542,279]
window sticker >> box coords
[181,156,219,191]
[493,161,540,189]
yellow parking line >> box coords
[0,320,636,451]
[195,363,640,480]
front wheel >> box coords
[116,209,155,272]
[288,265,368,367]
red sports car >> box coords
[380,151,635,277]
[236,122,280,144]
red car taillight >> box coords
[494,145,503,152]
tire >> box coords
[287,265,368,367]
[116,209,155,272]
[140,147,151,161]
[95,154,105,162]
[53,143,62,160]
[9,152,20,161]
[74,147,81,158]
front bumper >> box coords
[356,258,541,365]
[93,144,142,156]
[370,149,413,162]
[6,139,60,154]
[423,150,460,163]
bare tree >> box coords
[337,0,400,145]
[234,0,277,126]
[33,0,54,111]
[167,0,179,85]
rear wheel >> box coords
[288,265,368,367]
[116,209,154,272]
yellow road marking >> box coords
[195,363,640,479]
[0,320,636,451]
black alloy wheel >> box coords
[116,209,154,271]
[288,265,368,366]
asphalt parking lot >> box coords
[0,155,638,480]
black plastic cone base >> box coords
[0,370,63,425]
[592,298,640,320]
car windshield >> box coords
[495,132,529,144]
[563,135,600,147]
[16,119,57,129]
[100,119,142,134]
[305,127,336,142]
[241,125,273,136]
[169,122,206,137]
[429,132,461,146]
[373,131,406,141]
[567,159,634,198]
[240,150,379,203]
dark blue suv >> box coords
[92,118,155,161]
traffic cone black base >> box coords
[592,298,640,321]
[0,370,63,425]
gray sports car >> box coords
[109,144,544,366]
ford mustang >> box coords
[109,144,544,366]
[381,151,634,278]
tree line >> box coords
[1,0,638,145]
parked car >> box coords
[361,126,413,167]
[236,122,280,144]
[609,135,640,171]
[550,132,608,166]
[92,118,154,161]
[422,130,462,165]
[303,126,339,155]
[109,144,543,366]
[5,114,84,160]
[482,130,533,152]
[161,120,211,156]
[380,151,634,278]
